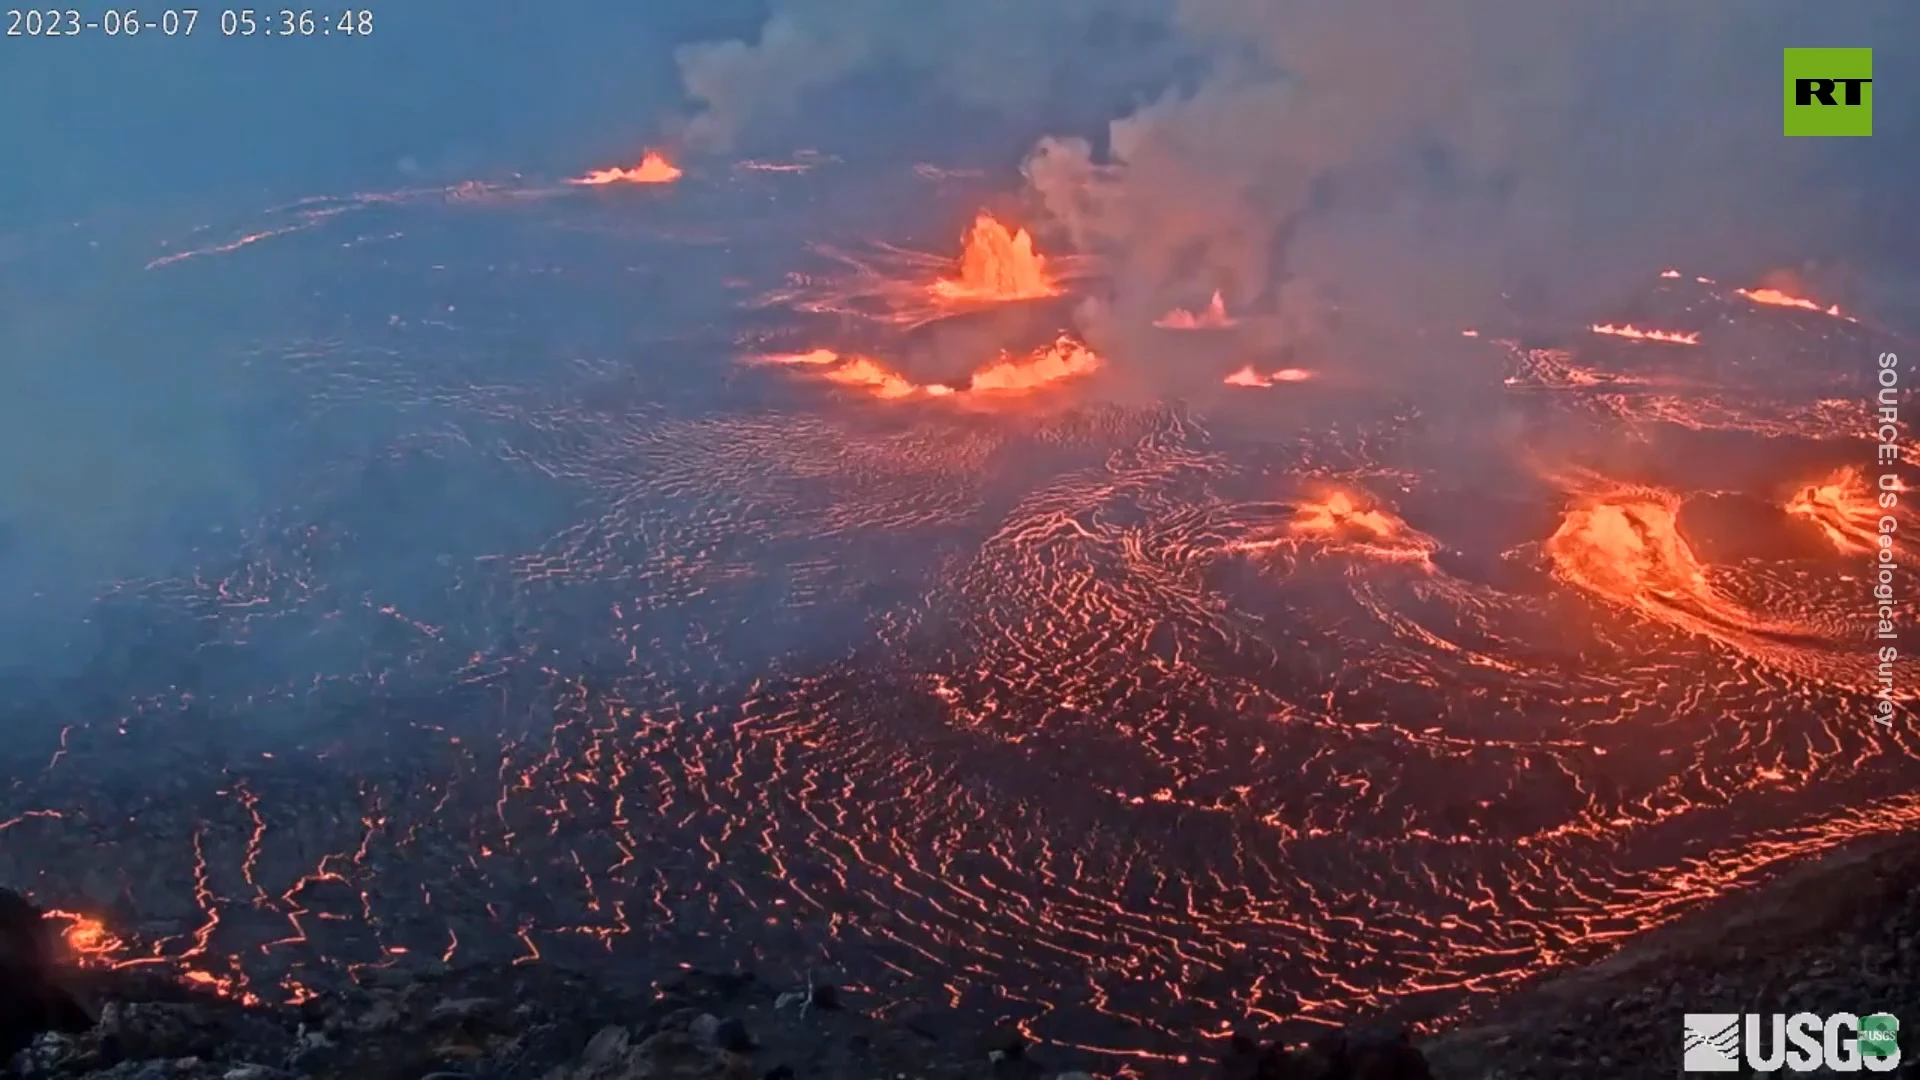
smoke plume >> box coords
[673,0,1179,151]
[680,0,1911,359]
[1021,0,1912,353]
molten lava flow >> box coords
[1224,365,1312,388]
[1546,488,1712,620]
[966,335,1101,394]
[571,150,683,186]
[1156,291,1235,329]
[1589,323,1700,345]
[929,213,1059,303]
[1736,287,1846,319]
[1786,467,1909,557]
[1540,480,1872,690]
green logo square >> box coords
[1861,1013,1899,1061]
[1784,48,1873,136]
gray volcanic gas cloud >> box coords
[680,0,1913,345]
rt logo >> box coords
[1784,47,1873,136]
[1684,1012,1901,1072]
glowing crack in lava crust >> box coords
[4,167,1919,1075]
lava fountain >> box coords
[930,213,1060,305]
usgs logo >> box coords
[1684,1012,1900,1072]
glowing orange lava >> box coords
[1786,466,1909,557]
[1230,486,1439,568]
[820,356,927,400]
[755,348,841,367]
[753,348,937,400]
[749,336,1099,401]
[1224,365,1313,388]
[968,335,1102,394]
[1735,287,1847,319]
[1540,479,1889,693]
[570,150,683,186]
[1156,291,1235,329]
[1546,488,1713,619]
[45,909,125,962]
[1287,489,1434,564]
[1589,323,1700,345]
[929,213,1059,303]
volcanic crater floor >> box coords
[2,163,1916,1071]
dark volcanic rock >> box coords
[1222,1028,1433,1080]
[0,889,94,1061]
[1422,836,1920,1079]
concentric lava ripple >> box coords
[2,173,1916,1076]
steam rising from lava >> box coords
[1155,290,1234,330]
[1006,1,1904,342]
[670,0,1179,152]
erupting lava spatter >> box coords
[1231,486,1440,568]
[820,355,939,400]
[1589,323,1700,345]
[1156,290,1235,329]
[967,334,1101,394]
[929,213,1059,304]
[1224,365,1313,388]
[570,150,683,186]
[752,336,1100,401]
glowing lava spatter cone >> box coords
[930,214,1059,303]
[571,150,683,186]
